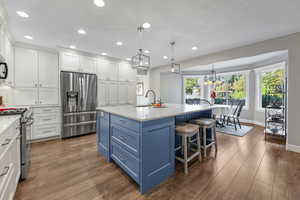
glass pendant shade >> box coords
[131,26,151,74]
[169,41,181,74]
[204,65,217,85]
[131,48,151,70]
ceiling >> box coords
[3,0,300,67]
[183,50,287,71]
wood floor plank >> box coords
[14,125,300,200]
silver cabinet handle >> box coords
[0,166,9,177]
[40,101,42,104]
[1,139,11,146]
[118,155,127,162]
[35,83,37,87]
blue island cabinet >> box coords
[96,111,175,194]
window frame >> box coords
[183,75,205,103]
[213,70,250,110]
[255,62,286,111]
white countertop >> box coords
[97,104,218,121]
[0,115,20,135]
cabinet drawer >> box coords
[111,115,139,132]
[111,141,139,183]
[0,158,12,197]
[34,107,59,115]
[34,113,59,126]
[33,124,59,139]
[111,125,139,157]
[0,122,17,159]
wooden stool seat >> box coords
[190,118,215,127]
[175,123,199,135]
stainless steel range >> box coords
[0,108,34,180]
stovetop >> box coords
[0,108,28,116]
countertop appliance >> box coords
[61,71,97,138]
[0,107,33,180]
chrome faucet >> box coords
[145,90,156,105]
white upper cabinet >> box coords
[96,59,118,81]
[97,81,109,106]
[80,56,96,74]
[128,82,136,104]
[118,62,136,82]
[60,52,80,72]
[108,81,118,105]
[39,88,59,105]
[38,51,59,88]
[14,47,38,88]
[118,83,128,104]
[12,88,38,105]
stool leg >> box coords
[213,127,218,153]
[183,135,188,175]
[196,131,202,161]
[203,127,207,158]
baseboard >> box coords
[239,119,265,127]
[286,144,300,153]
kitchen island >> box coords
[96,104,216,194]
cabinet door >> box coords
[14,48,38,88]
[12,88,38,105]
[80,56,96,74]
[108,62,118,81]
[118,83,128,105]
[97,59,111,80]
[128,82,136,104]
[119,62,136,82]
[108,81,118,105]
[60,52,80,72]
[4,35,13,86]
[38,51,59,88]
[98,81,109,106]
[38,88,59,105]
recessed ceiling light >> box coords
[192,46,198,51]
[77,29,87,35]
[142,22,151,29]
[101,52,107,56]
[126,58,131,61]
[94,0,105,7]
[16,11,29,18]
[24,35,33,40]
[69,45,76,49]
[144,50,150,54]
[163,56,168,59]
[116,41,123,46]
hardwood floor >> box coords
[14,125,300,200]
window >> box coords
[184,77,203,104]
[259,66,285,109]
[214,72,248,106]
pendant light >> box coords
[131,26,151,74]
[170,41,181,74]
[204,64,217,85]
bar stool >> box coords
[175,123,202,175]
[190,118,218,157]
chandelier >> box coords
[170,41,181,74]
[204,64,220,85]
[131,26,150,74]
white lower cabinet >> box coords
[31,106,60,140]
[0,118,21,200]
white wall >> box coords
[149,32,300,152]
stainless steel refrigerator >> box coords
[61,71,97,138]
